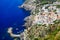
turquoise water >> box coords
[0,0,30,40]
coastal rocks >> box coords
[20,0,36,11]
[24,15,34,28]
[8,27,30,40]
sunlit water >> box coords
[0,0,30,40]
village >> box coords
[7,0,60,40]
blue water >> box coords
[0,0,30,40]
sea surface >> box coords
[0,0,30,40]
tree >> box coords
[34,38,38,40]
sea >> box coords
[0,0,30,40]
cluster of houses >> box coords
[33,4,60,25]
